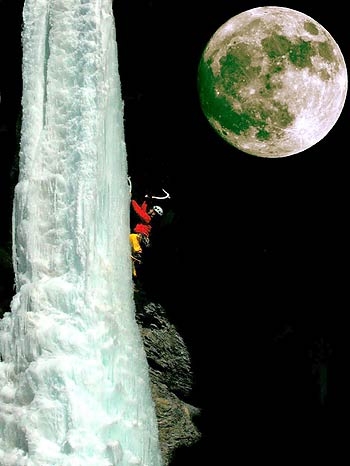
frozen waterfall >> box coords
[0,1,162,465]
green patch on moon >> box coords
[198,56,259,136]
[262,34,291,60]
[197,6,347,158]
[288,40,314,68]
[304,21,319,36]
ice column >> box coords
[0,1,162,465]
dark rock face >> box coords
[134,295,201,465]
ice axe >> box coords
[127,177,170,200]
[145,188,171,200]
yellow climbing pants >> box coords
[130,233,142,255]
[130,233,142,277]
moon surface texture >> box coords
[198,6,348,158]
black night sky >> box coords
[1,1,349,464]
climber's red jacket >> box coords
[131,200,152,236]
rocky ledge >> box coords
[134,291,201,465]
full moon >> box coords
[197,6,348,157]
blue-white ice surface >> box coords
[0,1,162,465]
